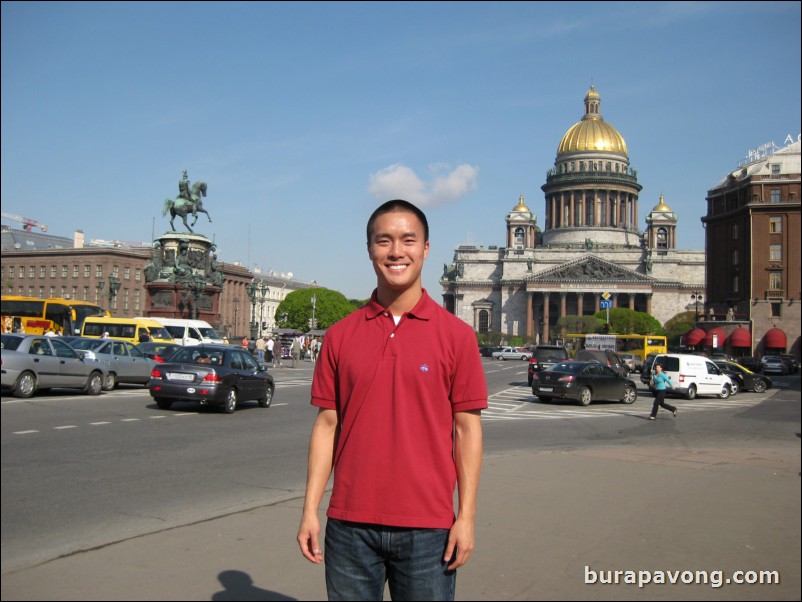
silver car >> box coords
[67,337,156,390]
[491,346,533,361]
[1,333,107,398]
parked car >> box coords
[650,353,735,399]
[640,352,661,385]
[528,344,570,385]
[779,354,800,373]
[479,347,501,358]
[67,337,156,390]
[491,346,532,361]
[574,349,629,376]
[736,356,760,372]
[713,360,772,394]
[530,361,638,406]
[137,342,182,364]
[1,333,106,398]
[148,344,275,414]
[760,356,789,376]
[618,353,642,373]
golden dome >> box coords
[512,194,531,212]
[557,85,628,156]
[652,194,673,212]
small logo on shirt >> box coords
[419,364,429,373]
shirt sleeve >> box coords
[450,324,488,413]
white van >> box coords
[140,317,226,346]
[651,353,736,400]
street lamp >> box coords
[310,294,317,330]
[97,277,105,305]
[246,280,258,340]
[191,275,206,320]
[691,291,703,321]
[257,282,269,337]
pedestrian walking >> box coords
[297,199,488,601]
[255,336,266,362]
[291,337,301,368]
[649,363,677,420]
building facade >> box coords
[702,139,801,359]
[440,85,706,343]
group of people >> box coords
[242,334,323,369]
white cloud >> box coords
[368,163,478,208]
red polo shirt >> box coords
[310,289,488,529]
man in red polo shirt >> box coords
[297,200,487,601]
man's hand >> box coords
[444,515,475,570]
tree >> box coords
[592,308,664,336]
[663,311,697,346]
[556,315,604,334]
[275,288,359,331]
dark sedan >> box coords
[148,345,274,414]
[714,360,772,394]
[531,361,638,406]
[137,342,182,363]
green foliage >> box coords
[592,308,664,336]
[663,311,697,346]
[557,315,604,334]
[476,331,504,347]
[274,288,359,331]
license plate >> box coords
[539,387,553,392]
[167,372,194,381]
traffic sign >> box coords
[600,300,612,309]
[602,292,611,300]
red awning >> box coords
[703,327,726,347]
[763,328,787,350]
[728,327,751,348]
[683,327,706,346]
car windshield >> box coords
[1,334,23,351]
[548,362,583,374]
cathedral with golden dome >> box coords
[440,85,705,341]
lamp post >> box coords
[691,291,703,321]
[257,282,269,337]
[246,280,258,341]
[310,294,317,330]
[191,275,206,320]
[233,298,239,338]
[97,277,105,305]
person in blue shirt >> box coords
[650,363,677,420]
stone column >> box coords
[526,292,534,339]
[543,292,551,343]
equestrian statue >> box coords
[163,170,212,233]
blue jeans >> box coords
[325,518,456,601]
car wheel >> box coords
[14,371,37,399]
[103,372,118,391]
[718,385,730,399]
[728,381,739,396]
[258,386,273,408]
[621,385,637,404]
[578,387,592,406]
[223,389,237,414]
[85,372,103,396]
[753,379,767,393]
[686,385,697,400]
[154,397,172,410]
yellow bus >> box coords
[1,295,109,336]
[564,333,668,362]
[81,316,174,344]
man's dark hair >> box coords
[366,199,429,243]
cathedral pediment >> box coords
[528,256,650,283]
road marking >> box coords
[12,430,39,435]
[53,425,77,430]
[90,422,111,426]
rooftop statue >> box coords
[162,170,212,233]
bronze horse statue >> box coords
[163,182,211,233]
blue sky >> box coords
[2,1,800,300]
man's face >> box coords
[367,210,429,293]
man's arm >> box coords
[297,407,338,564]
[444,409,483,570]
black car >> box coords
[574,349,629,377]
[527,345,570,385]
[137,341,182,364]
[531,361,638,406]
[148,345,274,414]
[713,360,772,394]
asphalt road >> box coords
[2,359,800,600]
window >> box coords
[29,266,35,278]
[769,272,782,290]
[657,228,668,249]
[73,265,79,277]
[40,265,46,278]
[579,161,585,171]
[732,224,738,239]
[478,310,489,333]
[61,265,68,278]
[732,250,738,266]
[84,265,91,277]
[50,266,56,278]
[771,302,781,317]
[770,244,782,262]
[770,189,781,204]
[96,265,103,277]
[769,217,782,233]
[19,266,25,278]
[135,268,141,281]
[124,267,130,280]
[771,163,781,175]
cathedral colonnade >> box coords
[525,290,652,342]
[545,189,638,230]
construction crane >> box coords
[1,212,48,232]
